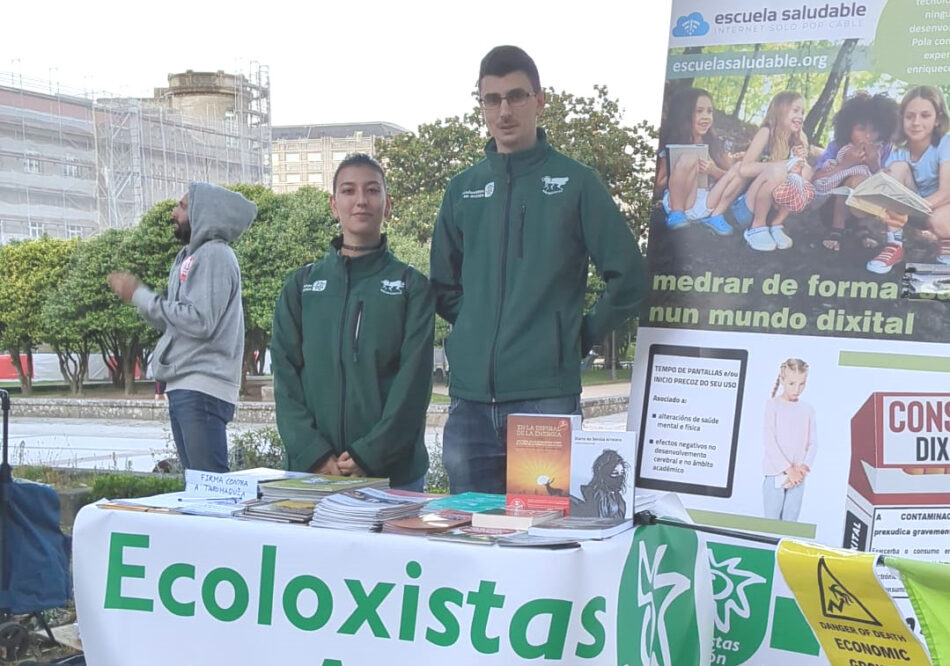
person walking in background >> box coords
[271,154,433,491]
[430,46,646,494]
[108,183,256,473]
[763,358,817,522]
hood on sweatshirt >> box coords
[186,182,257,254]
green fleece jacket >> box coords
[430,129,646,403]
[270,237,433,486]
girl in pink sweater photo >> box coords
[762,358,817,522]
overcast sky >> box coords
[4,0,673,132]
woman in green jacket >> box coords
[270,154,434,490]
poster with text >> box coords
[629,2,950,661]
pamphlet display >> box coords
[628,1,950,663]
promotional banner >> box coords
[73,505,715,666]
[629,0,950,661]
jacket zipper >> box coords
[488,159,513,402]
[517,204,526,259]
[351,301,363,363]
[338,260,351,446]
[555,311,563,368]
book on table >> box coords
[568,429,637,519]
[830,170,932,219]
[470,506,563,530]
[506,413,579,513]
[526,515,634,540]
[238,499,316,523]
[381,510,473,536]
[426,492,507,513]
[666,143,710,189]
[259,474,388,501]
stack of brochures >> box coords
[309,488,429,531]
[237,498,317,523]
[259,474,389,501]
[526,516,634,540]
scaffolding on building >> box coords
[0,64,270,241]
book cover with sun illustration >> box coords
[506,414,575,514]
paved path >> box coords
[9,396,632,474]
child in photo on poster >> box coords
[867,85,950,273]
[736,91,816,252]
[763,358,817,522]
[812,93,900,252]
[657,87,745,237]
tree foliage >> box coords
[233,186,335,378]
[0,237,76,393]
[40,239,102,395]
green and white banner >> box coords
[73,501,713,666]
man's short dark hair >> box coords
[478,45,540,93]
[332,153,386,193]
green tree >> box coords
[0,237,76,394]
[59,229,149,394]
[40,240,100,395]
[233,186,335,382]
[542,86,657,244]
[379,114,484,202]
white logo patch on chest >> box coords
[380,279,405,295]
[541,176,569,195]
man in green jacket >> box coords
[430,45,646,494]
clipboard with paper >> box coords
[666,143,711,189]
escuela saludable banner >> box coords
[628,2,950,663]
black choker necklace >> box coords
[341,239,383,251]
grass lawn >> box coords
[581,367,632,384]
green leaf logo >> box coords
[707,542,775,665]
[618,523,701,665]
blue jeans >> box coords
[391,475,426,493]
[442,395,582,494]
[762,476,805,522]
[167,389,234,472]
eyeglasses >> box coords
[479,89,535,110]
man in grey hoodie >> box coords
[109,183,257,472]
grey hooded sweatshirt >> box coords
[132,183,257,404]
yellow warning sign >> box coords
[777,541,931,666]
